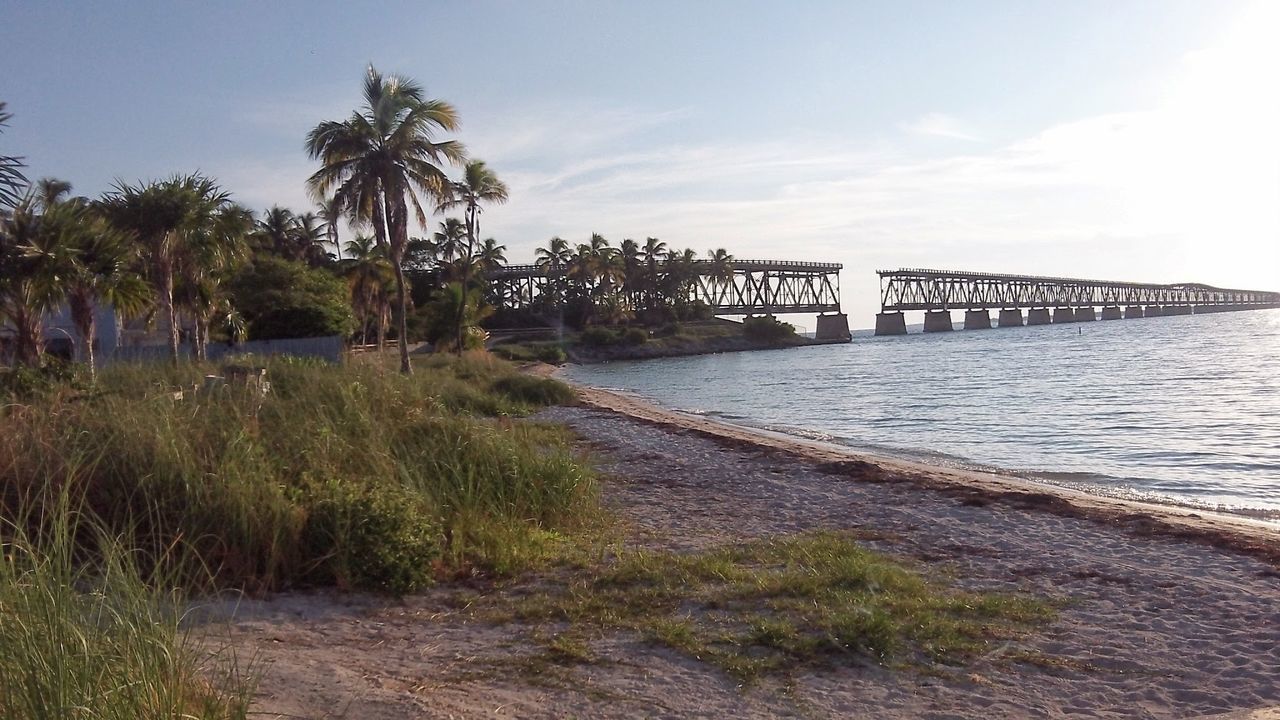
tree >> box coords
[476,237,506,272]
[0,194,71,365]
[100,174,233,364]
[307,65,464,373]
[438,160,508,354]
[0,102,27,209]
[177,203,253,360]
[50,192,151,378]
[295,212,332,266]
[706,247,735,305]
[535,236,572,306]
[317,195,343,261]
[432,217,467,265]
[425,281,492,351]
[641,236,667,312]
[343,235,394,347]
[229,256,354,340]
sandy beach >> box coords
[224,378,1280,719]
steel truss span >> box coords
[489,259,843,315]
[877,268,1280,312]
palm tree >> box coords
[535,236,573,306]
[620,238,642,308]
[100,174,232,364]
[0,102,27,209]
[0,193,71,365]
[343,235,394,348]
[294,212,331,266]
[177,203,252,360]
[256,205,297,258]
[430,281,492,352]
[706,247,735,306]
[641,236,667,312]
[317,196,343,261]
[307,65,465,374]
[438,161,507,353]
[62,200,151,378]
[476,237,506,272]
[432,217,467,264]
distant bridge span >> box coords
[876,268,1280,334]
[490,259,844,315]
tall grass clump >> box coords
[0,492,252,719]
[0,354,593,593]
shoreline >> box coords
[552,366,1280,560]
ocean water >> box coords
[563,309,1280,521]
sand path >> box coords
[222,384,1279,719]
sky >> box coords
[3,1,1278,329]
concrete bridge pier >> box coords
[963,310,992,329]
[874,312,907,336]
[1026,308,1051,325]
[1100,306,1122,320]
[1076,307,1097,321]
[1145,306,1162,317]
[815,313,852,341]
[1124,306,1143,319]
[923,310,954,332]
[1053,307,1076,323]
[998,309,1023,327]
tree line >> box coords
[1,68,737,376]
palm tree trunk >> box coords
[69,289,96,382]
[387,195,412,374]
[13,304,42,367]
[393,262,410,372]
[160,265,179,365]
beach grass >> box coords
[0,353,595,593]
[0,494,254,719]
[484,531,1054,681]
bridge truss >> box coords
[878,268,1280,311]
[490,259,843,315]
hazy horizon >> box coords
[4,0,1277,325]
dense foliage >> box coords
[229,256,354,340]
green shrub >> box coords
[654,322,682,338]
[0,360,86,400]
[301,480,441,594]
[742,316,796,343]
[621,327,649,346]
[579,326,619,347]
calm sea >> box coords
[563,309,1280,521]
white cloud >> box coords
[901,112,981,142]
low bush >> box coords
[621,327,650,346]
[491,342,568,365]
[579,326,620,347]
[0,359,86,400]
[301,479,441,594]
[742,315,797,344]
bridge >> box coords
[489,259,851,340]
[875,268,1280,334]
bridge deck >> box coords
[878,268,1280,311]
